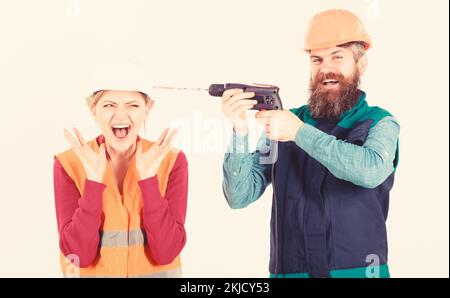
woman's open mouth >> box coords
[111,123,132,140]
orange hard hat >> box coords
[304,9,372,51]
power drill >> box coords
[208,83,283,110]
[153,83,283,111]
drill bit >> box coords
[152,86,208,92]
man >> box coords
[221,9,400,278]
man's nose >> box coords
[318,67,340,79]
[319,64,337,74]
[320,56,339,70]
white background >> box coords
[0,0,448,277]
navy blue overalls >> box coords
[269,91,399,278]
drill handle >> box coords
[209,83,283,110]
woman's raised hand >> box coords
[64,128,107,183]
[136,128,178,180]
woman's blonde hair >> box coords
[85,90,153,110]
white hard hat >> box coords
[85,58,155,100]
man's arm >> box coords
[295,116,400,188]
[223,131,273,209]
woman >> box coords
[53,74,188,277]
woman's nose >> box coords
[113,107,129,118]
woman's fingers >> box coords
[64,129,81,150]
[160,128,178,149]
[73,127,86,146]
[64,133,82,159]
[136,140,142,154]
[64,128,102,165]
[157,128,170,146]
[99,143,106,156]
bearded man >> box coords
[221,9,400,278]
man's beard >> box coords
[308,70,361,121]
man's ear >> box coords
[357,55,368,76]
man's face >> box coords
[308,46,364,120]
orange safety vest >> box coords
[56,137,182,277]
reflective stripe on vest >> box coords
[75,267,182,278]
[100,229,146,247]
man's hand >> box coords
[136,128,178,180]
[221,89,257,136]
[64,127,107,183]
[255,110,304,142]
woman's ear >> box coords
[145,100,154,116]
[91,105,97,117]
[357,55,368,76]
